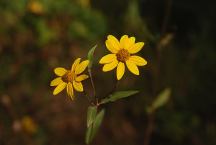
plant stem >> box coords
[83,90,94,105]
[103,78,118,99]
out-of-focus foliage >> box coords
[0,0,216,145]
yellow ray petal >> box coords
[120,35,128,49]
[105,40,118,53]
[116,62,125,80]
[73,81,83,92]
[126,60,139,75]
[126,37,136,49]
[75,60,89,75]
[129,56,147,66]
[71,58,81,71]
[128,42,144,54]
[50,77,63,86]
[99,54,117,64]
[75,74,89,82]
[67,82,74,99]
[54,67,67,76]
[106,35,120,53]
[102,60,118,72]
[53,82,67,95]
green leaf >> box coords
[147,88,171,113]
[91,109,105,139]
[85,125,93,144]
[87,45,97,70]
[100,90,139,104]
[86,106,97,127]
[85,109,105,144]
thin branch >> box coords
[102,77,118,99]
[83,90,94,106]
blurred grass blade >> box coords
[152,88,171,109]
[85,109,105,144]
[100,90,139,104]
[87,106,97,127]
[87,45,97,70]
[147,88,171,113]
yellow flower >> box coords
[50,58,89,99]
[99,35,147,80]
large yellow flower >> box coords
[99,35,147,80]
[50,58,89,99]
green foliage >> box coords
[36,19,56,45]
[100,90,139,104]
[124,0,154,41]
[86,106,97,127]
[147,88,171,113]
[86,107,105,144]
[87,45,97,70]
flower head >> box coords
[50,58,89,100]
[99,35,147,80]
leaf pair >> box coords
[85,106,105,144]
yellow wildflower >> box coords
[50,58,89,99]
[99,35,147,80]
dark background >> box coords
[0,0,216,145]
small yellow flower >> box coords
[99,35,147,80]
[50,58,89,99]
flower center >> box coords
[116,49,130,62]
[62,71,74,83]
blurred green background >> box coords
[0,0,216,145]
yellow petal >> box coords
[129,56,147,66]
[50,77,63,86]
[53,82,67,95]
[71,58,81,71]
[120,35,129,49]
[75,74,89,82]
[116,62,125,80]
[106,35,120,53]
[99,54,117,64]
[126,37,136,49]
[73,81,83,92]
[54,67,67,76]
[75,60,89,74]
[126,60,139,75]
[102,60,118,72]
[67,82,74,99]
[128,42,144,54]
[105,40,118,54]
